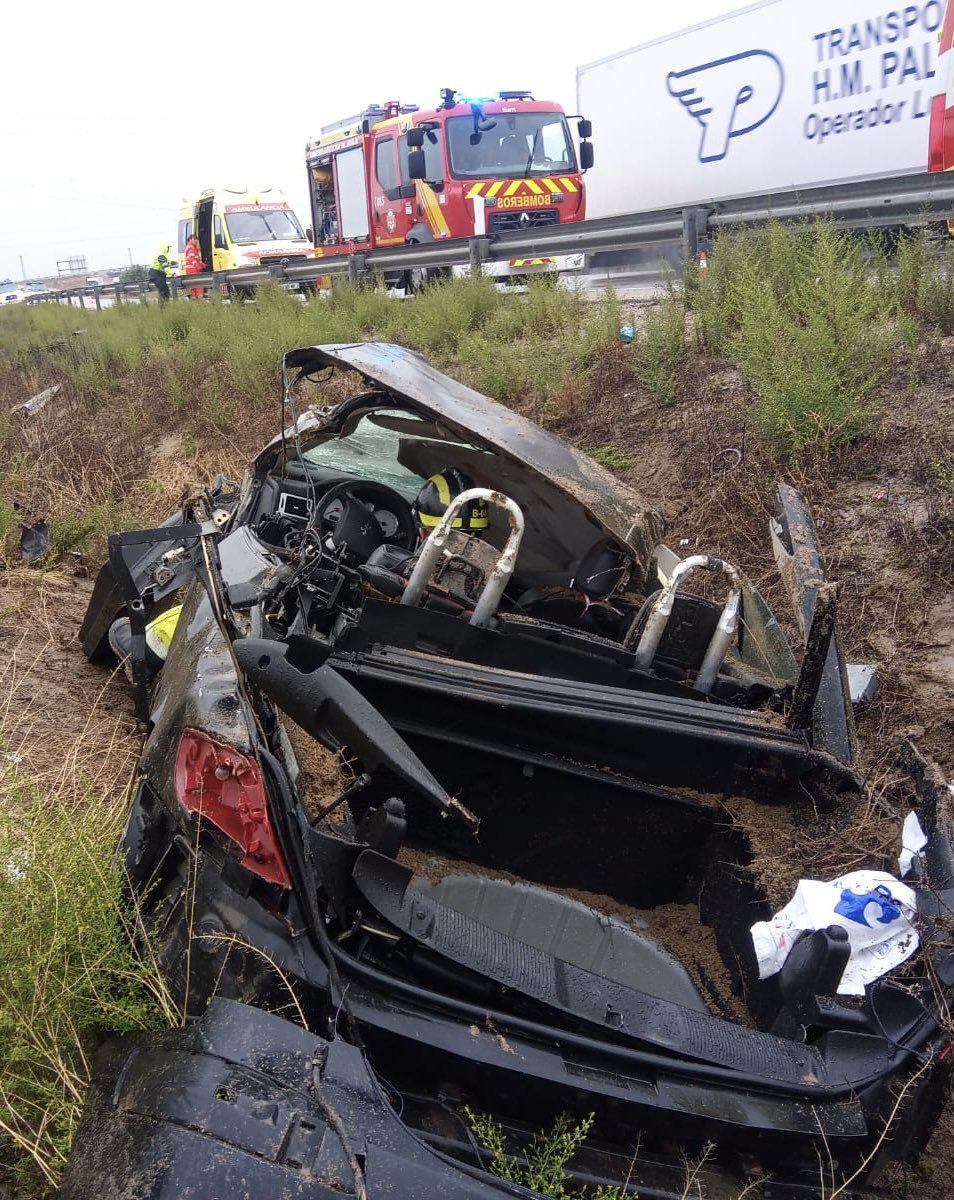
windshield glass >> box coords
[445,112,575,179]
[224,208,306,245]
[300,411,461,501]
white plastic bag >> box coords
[898,811,928,878]
[750,870,919,997]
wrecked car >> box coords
[64,343,954,1199]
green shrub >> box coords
[636,293,688,406]
[731,224,892,451]
[894,232,954,334]
[464,1108,630,1199]
[686,221,898,453]
[0,499,16,563]
[590,445,633,470]
[50,501,127,560]
[0,784,170,1190]
[687,229,758,356]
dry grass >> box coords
[0,608,173,1193]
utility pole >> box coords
[18,255,26,282]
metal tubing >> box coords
[695,587,742,694]
[629,555,743,694]
[400,489,525,628]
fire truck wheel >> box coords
[404,265,449,294]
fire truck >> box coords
[305,89,594,288]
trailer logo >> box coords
[667,49,784,163]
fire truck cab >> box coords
[176,187,314,275]
[305,90,593,286]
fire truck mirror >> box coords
[398,183,416,200]
[305,226,314,242]
[407,128,425,149]
[580,141,595,171]
[407,149,426,180]
[577,118,593,139]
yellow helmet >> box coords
[415,468,489,531]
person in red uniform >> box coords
[184,235,206,298]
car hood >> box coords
[260,343,666,576]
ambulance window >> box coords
[213,214,226,248]
[375,138,398,195]
[177,220,191,254]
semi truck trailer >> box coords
[578,0,943,218]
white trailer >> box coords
[578,0,943,218]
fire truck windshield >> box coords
[224,208,307,244]
[445,113,575,179]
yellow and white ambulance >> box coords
[175,187,313,274]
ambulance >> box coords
[175,187,314,275]
[304,90,593,287]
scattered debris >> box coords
[847,661,879,706]
[11,382,61,418]
[18,520,51,563]
[899,810,929,877]
[710,446,743,474]
[750,869,919,996]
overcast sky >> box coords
[0,0,740,280]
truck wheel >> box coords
[402,241,449,294]
[404,265,450,293]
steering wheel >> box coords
[314,481,418,564]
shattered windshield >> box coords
[301,411,463,501]
[446,113,576,179]
[224,208,306,244]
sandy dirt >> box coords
[282,718,348,820]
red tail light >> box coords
[173,729,292,888]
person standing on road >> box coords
[148,244,175,301]
[184,234,206,299]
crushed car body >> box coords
[64,343,954,1199]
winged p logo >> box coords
[667,49,784,163]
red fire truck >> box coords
[305,89,594,288]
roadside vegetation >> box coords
[0,728,172,1191]
[0,227,952,1196]
[465,1109,632,1199]
[640,221,954,451]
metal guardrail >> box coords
[31,279,153,310]
[32,170,954,307]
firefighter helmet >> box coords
[415,468,489,531]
